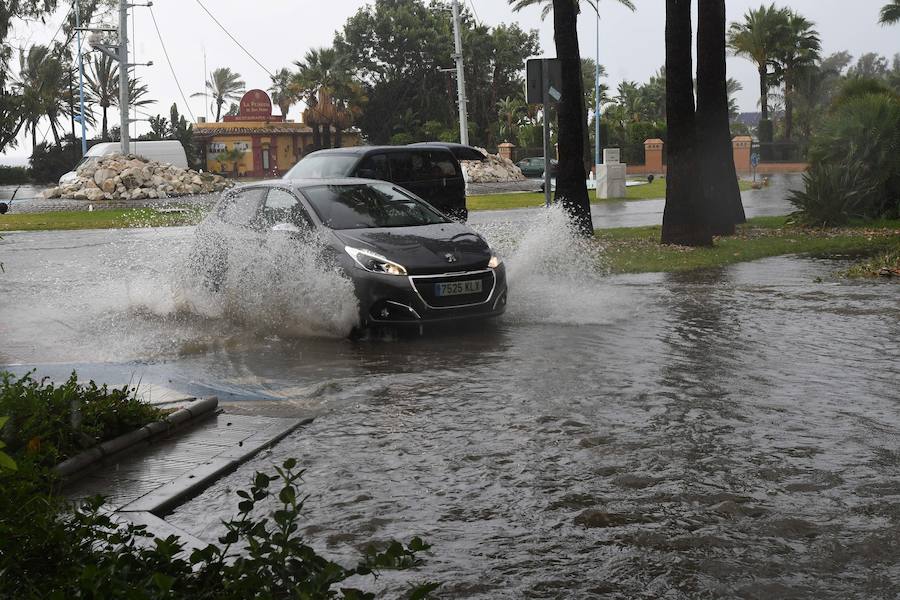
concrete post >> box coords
[644,139,664,174]
[732,136,753,175]
[497,142,515,162]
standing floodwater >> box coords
[1,200,899,597]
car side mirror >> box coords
[0,202,7,215]
[271,222,302,233]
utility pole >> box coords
[86,0,152,154]
[76,0,88,155]
[118,0,129,154]
[594,12,601,175]
[450,0,469,146]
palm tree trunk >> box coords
[661,0,712,247]
[215,99,223,122]
[49,118,61,146]
[784,71,794,141]
[32,125,37,152]
[102,105,109,141]
[758,65,768,120]
[334,128,343,148]
[696,0,745,236]
[312,123,321,149]
[551,0,593,237]
[322,123,332,149]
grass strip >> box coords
[468,178,753,211]
[599,216,900,274]
[0,207,204,232]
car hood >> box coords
[332,223,492,274]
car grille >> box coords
[410,270,495,308]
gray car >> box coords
[193,179,507,331]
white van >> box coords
[59,141,188,184]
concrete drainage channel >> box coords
[61,397,309,552]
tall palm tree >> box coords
[192,67,245,122]
[880,1,900,24]
[727,4,790,124]
[509,0,634,237]
[773,12,820,141]
[269,68,294,119]
[85,54,155,140]
[14,45,69,151]
[726,78,743,121]
[662,0,711,246]
[84,54,117,141]
[696,0,744,237]
[294,48,353,149]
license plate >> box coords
[435,279,482,297]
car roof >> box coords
[407,142,487,161]
[233,177,395,190]
[305,145,455,156]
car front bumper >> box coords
[352,264,508,326]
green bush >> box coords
[795,92,900,223]
[29,138,83,184]
[0,371,163,469]
[0,165,30,185]
[1,459,438,599]
[789,161,878,226]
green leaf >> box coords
[0,450,17,471]
[152,572,175,593]
[278,485,296,505]
[0,416,9,429]
[283,457,297,470]
[408,582,442,600]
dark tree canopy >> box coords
[334,0,539,146]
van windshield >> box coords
[301,183,450,229]
[284,155,358,179]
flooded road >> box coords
[2,184,899,597]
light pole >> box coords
[594,9,601,177]
[450,0,469,145]
[76,0,87,155]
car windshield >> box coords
[301,183,450,230]
[284,155,357,179]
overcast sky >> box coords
[1,0,897,164]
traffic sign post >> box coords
[526,58,561,207]
[750,152,760,183]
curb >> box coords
[120,416,310,515]
[54,396,220,480]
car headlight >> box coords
[344,246,407,276]
[488,255,502,269]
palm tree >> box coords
[496,96,525,142]
[192,67,245,122]
[726,78,743,121]
[696,0,745,237]
[662,0,711,246]
[880,1,900,24]
[269,68,294,119]
[773,11,820,141]
[14,45,70,150]
[293,48,353,149]
[509,0,635,237]
[84,54,117,141]
[85,54,155,140]
[727,4,790,125]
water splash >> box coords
[473,204,635,326]
[176,223,360,338]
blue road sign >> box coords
[750,152,760,168]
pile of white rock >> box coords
[44,154,233,201]
[460,148,526,183]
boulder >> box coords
[461,148,526,183]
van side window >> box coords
[357,153,389,180]
[429,153,459,178]
[388,152,416,182]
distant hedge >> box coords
[0,166,31,185]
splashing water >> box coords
[176,223,360,338]
[473,204,637,326]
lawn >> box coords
[0,207,204,232]
[468,178,753,211]
[598,216,900,274]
